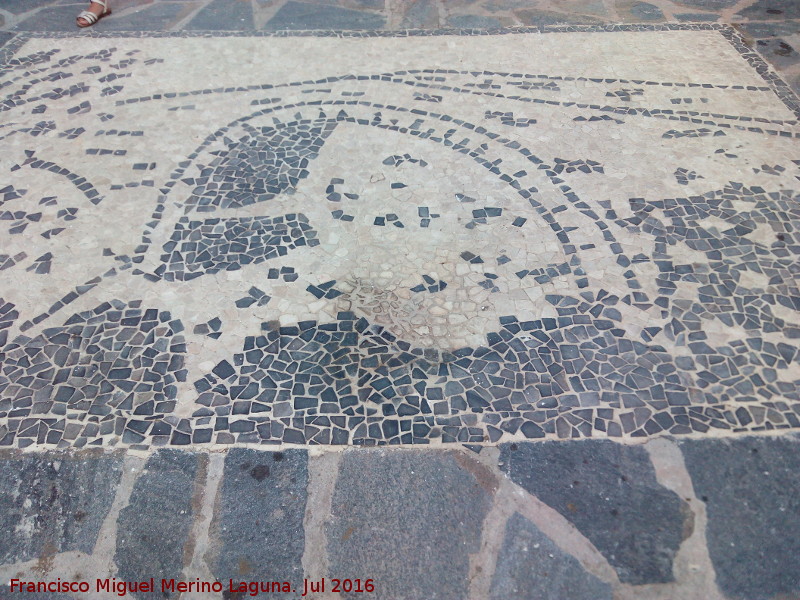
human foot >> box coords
[76,0,110,28]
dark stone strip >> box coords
[0,451,124,563]
[211,449,308,598]
[114,450,199,600]
[327,449,492,600]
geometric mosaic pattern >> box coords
[1,25,799,448]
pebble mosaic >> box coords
[0,26,799,448]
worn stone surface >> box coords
[490,512,613,600]
[0,453,122,564]
[513,9,602,25]
[1,0,59,15]
[736,0,800,20]
[675,13,721,21]
[445,14,504,28]
[673,0,739,8]
[264,1,385,30]
[312,0,386,9]
[399,0,439,28]
[100,2,201,31]
[680,436,800,600]
[0,31,15,48]
[755,37,800,68]
[616,0,666,21]
[499,441,688,585]
[185,0,255,30]
[211,448,308,599]
[737,20,800,38]
[327,450,492,599]
[114,450,198,600]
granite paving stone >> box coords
[11,4,102,31]
[311,0,386,9]
[1,0,61,15]
[184,0,255,30]
[512,9,603,26]
[263,1,385,30]
[673,0,739,8]
[616,0,666,21]
[735,0,800,20]
[499,440,688,584]
[211,448,308,599]
[445,15,504,28]
[398,0,439,29]
[99,2,203,31]
[490,512,613,600]
[674,13,721,21]
[754,37,800,69]
[0,453,123,563]
[737,20,800,39]
[114,450,198,600]
[679,436,800,600]
[327,450,492,599]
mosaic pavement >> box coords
[0,22,799,600]
[1,26,800,450]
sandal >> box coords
[76,0,111,28]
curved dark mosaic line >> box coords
[134,101,604,295]
[12,153,104,205]
[109,67,794,137]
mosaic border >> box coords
[2,23,798,120]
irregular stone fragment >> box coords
[680,437,800,600]
[0,453,123,563]
[499,440,687,584]
[211,449,307,597]
[115,450,198,599]
[490,512,613,600]
[327,450,491,599]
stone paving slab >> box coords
[211,449,307,597]
[499,440,688,585]
[114,450,199,599]
[0,451,123,563]
[326,450,491,600]
[490,512,613,600]
[0,436,794,599]
[679,436,800,600]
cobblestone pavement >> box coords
[1,2,799,599]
